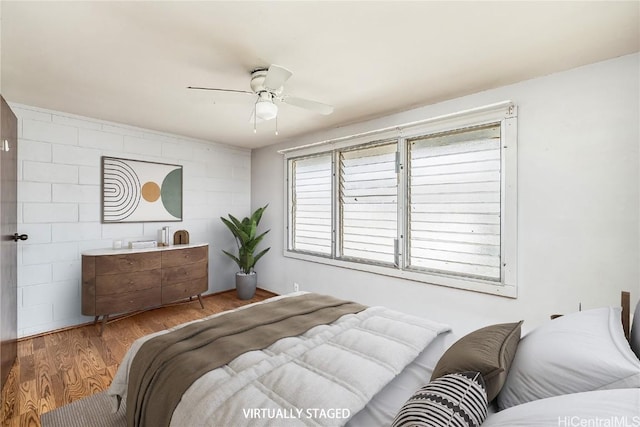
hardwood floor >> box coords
[0,289,276,427]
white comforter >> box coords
[109,295,450,426]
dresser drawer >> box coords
[162,261,207,285]
[81,244,209,333]
[95,252,160,275]
[162,246,208,268]
[95,287,161,315]
[161,278,207,304]
[95,269,161,296]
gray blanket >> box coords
[126,293,366,427]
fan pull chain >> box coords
[253,103,257,134]
[275,116,278,136]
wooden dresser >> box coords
[81,243,208,334]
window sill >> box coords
[283,250,517,298]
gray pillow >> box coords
[431,321,523,402]
[391,371,488,427]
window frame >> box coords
[283,102,517,297]
[286,151,335,259]
[405,123,504,282]
[337,138,399,267]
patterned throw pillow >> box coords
[391,371,488,427]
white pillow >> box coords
[497,307,640,410]
[486,389,640,427]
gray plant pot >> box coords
[236,272,257,300]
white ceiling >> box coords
[2,1,638,149]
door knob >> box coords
[12,233,28,242]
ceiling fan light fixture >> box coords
[255,98,278,121]
[188,63,334,131]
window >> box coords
[407,124,502,281]
[339,141,398,265]
[288,154,332,255]
[285,102,517,296]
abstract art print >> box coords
[102,157,183,223]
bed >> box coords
[107,291,640,427]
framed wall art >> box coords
[102,156,183,223]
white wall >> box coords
[252,53,640,335]
[13,105,251,337]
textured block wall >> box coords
[13,104,251,337]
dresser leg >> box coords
[93,316,99,324]
[98,314,109,336]
[197,294,204,309]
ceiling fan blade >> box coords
[263,65,292,91]
[282,96,334,115]
[187,86,254,95]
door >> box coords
[0,95,18,391]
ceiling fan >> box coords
[188,64,334,133]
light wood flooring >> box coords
[0,289,276,427]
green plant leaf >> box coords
[220,205,271,273]
[251,204,268,225]
[228,214,243,230]
[253,247,270,266]
[220,217,236,232]
[249,221,257,239]
[221,250,241,269]
[246,230,270,252]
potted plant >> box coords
[220,205,270,300]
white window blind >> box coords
[339,142,398,264]
[290,154,332,255]
[408,124,502,280]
